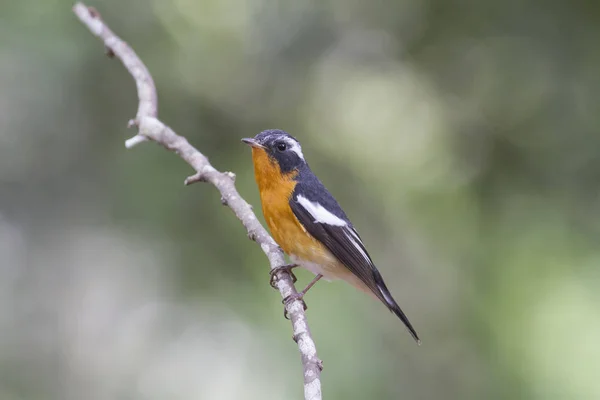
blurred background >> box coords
[1,0,600,399]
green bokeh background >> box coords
[1,0,599,399]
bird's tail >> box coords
[373,270,421,344]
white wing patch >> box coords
[296,195,347,226]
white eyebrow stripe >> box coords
[283,137,304,160]
[297,195,347,226]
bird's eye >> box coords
[276,142,287,152]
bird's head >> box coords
[242,129,306,174]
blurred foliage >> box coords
[1,0,600,399]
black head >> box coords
[242,129,306,173]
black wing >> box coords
[290,181,420,343]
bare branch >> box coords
[72,3,322,399]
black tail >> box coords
[373,271,421,344]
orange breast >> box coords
[251,147,322,259]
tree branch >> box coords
[72,4,322,399]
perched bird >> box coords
[242,129,420,343]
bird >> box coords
[242,129,420,343]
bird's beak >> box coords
[241,138,266,149]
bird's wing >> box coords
[290,192,380,293]
[290,188,421,343]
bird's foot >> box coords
[269,263,298,288]
[282,292,307,320]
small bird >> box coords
[242,129,420,343]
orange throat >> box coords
[251,147,298,196]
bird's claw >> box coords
[269,263,298,288]
[282,292,307,320]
